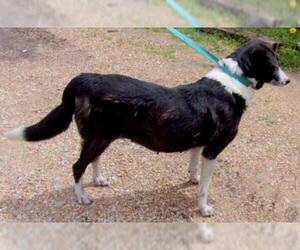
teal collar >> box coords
[219,62,252,87]
[167,27,252,88]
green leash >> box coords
[167,28,252,87]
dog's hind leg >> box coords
[188,147,202,184]
[92,157,109,187]
[73,139,110,204]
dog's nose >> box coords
[285,79,290,85]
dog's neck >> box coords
[205,58,256,106]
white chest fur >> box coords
[205,58,254,105]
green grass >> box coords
[148,0,242,26]
[176,0,242,26]
[250,28,300,71]
[177,28,246,56]
[168,28,299,71]
[148,0,299,26]
[150,28,166,33]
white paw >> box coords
[199,205,214,217]
[94,176,109,187]
[199,226,214,243]
[77,192,93,205]
[190,174,200,184]
[200,228,214,243]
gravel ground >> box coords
[0,0,187,27]
[0,224,299,250]
[0,28,299,223]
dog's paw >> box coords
[199,225,214,243]
[94,176,109,187]
[77,192,93,205]
[199,205,214,217]
[190,175,200,184]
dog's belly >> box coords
[130,138,195,153]
[124,129,209,153]
[93,109,215,153]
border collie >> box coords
[6,40,290,216]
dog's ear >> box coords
[254,40,281,53]
[255,81,264,90]
[272,43,281,53]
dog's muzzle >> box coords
[272,67,290,86]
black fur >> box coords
[24,87,75,141]
[17,40,283,184]
[228,40,281,90]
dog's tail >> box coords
[5,87,75,142]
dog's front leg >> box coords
[188,147,202,184]
[198,157,218,217]
[92,157,109,187]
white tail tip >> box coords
[5,127,26,141]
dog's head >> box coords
[229,40,290,89]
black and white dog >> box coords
[6,40,290,216]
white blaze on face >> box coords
[276,67,290,85]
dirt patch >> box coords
[0,28,299,223]
[0,0,67,26]
[0,29,64,60]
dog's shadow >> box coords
[0,181,202,222]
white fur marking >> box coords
[198,223,214,243]
[277,67,289,84]
[75,176,92,205]
[220,58,243,76]
[207,58,254,105]
[198,157,218,217]
[5,127,26,141]
[94,176,109,187]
